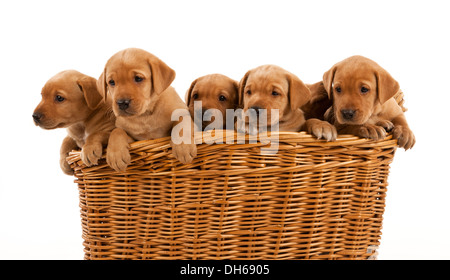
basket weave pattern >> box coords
[68,131,397,260]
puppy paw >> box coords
[81,143,103,166]
[171,141,197,164]
[376,120,394,132]
[309,120,337,141]
[393,125,416,150]
[106,144,131,172]
[358,124,387,141]
[60,157,74,175]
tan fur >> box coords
[185,74,239,130]
[322,55,415,149]
[97,48,197,172]
[238,65,336,140]
[33,70,115,175]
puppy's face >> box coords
[98,48,175,117]
[239,65,310,127]
[324,56,399,125]
[185,74,238,129]
[33,70,102,129]
[330,68,378,125]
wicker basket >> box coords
[67,130,398,260]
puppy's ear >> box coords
[232,80,239,108]
[323,65,337,99]
[185,78,198,106]
[96,69,108,102]
[287,73,311,111]
[307,82,329,104]
[78,76,103,110]
[238,70,251,107]
[147,55,176,95]
[375,67,400,104]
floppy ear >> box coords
[307,82,329,104]
[78,76,103,110]
[96,69,108,103]
[238,70,251,107]
[322,65,337,99]
[287,73,311,110]
[185,78,198,106]
[375,67,400,104]
[147,54,176,95]
[232,80,239,107]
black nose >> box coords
[117,99,131,110]
[341,109,355,120]
[250,106,262,115]
[32,112,42,123]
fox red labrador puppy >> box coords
[33,70,115,175]
[185,74,239,131]
[238,64,337,140]
[97,48,197,172]
[322,55,415,149]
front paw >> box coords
[60,156,74,175]
[171,141,197,164]
[376,120,394,132]
[81,143,103,166]
[309,120,337,141]
[106,144,131,172]
[393,125,416,150]
[358,124,387,141]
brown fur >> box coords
[97,48,197,172]
[238,65,336,140]
[322,55,415,149]
[185,74,238,130]
[303,81,333,121]
[33,70,115,175]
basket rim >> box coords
[67,131,398,168]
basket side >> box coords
[68,133,397,260]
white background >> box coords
[0,0,449,260]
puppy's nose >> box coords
[117,99,131,111]
[32,112,43,123]
[201,107,211,118]
[250,106,262,115]
[341,109,356,120]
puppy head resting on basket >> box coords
[97,48,197,172]
[185,74,239,131]
[238,65,337,141]
[323,55,415,149]
[33,70,115,175]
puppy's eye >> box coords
[272,91,279,96]
[192,93,199,100]
[108,79,115,87]
[219,95,227,101]
[335,87,341,93]
[135,76,143,83]
[246,90,251,95]
[55,95,65,102]
[361,87,369,94]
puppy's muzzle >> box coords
[250,106,263,115]
[32,112,43,124]
[202,108,215,120]
[341,109,356,120]
[117,99,131,111]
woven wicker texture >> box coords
[68,131,397,260]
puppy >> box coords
[185,74,238,131]
[33,70,115,175]
[322,55,415,149]
[238,64,336,140]
[97,48,197,172]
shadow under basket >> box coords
[68,131,398,260]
